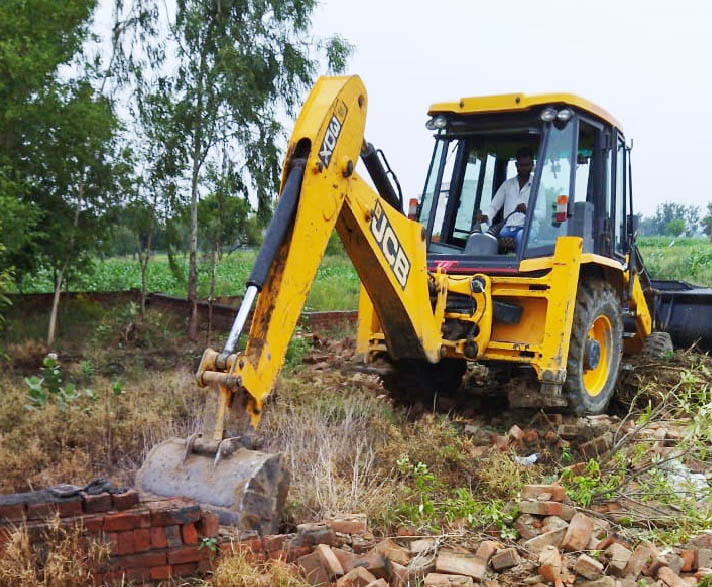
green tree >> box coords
[136,0,351,340]
[664,218,686,237]
[702,202,712,237]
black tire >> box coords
[564,280,624,415]
[640,331,673,359]
[380,358,466,411]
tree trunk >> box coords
[137,207,154,317]
[47,259,69,347]
[187,160,200,340]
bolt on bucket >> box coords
[137,438,289,534]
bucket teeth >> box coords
[137,437,289,534]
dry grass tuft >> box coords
[206,545,308,587]
[0,515,110,586]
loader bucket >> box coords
[652,280,712,351]
[137,438,289,534]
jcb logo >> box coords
[370,202,411,289]
[318,101,347,169]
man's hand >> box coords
[475,212,489,224]
[515,203,527,214]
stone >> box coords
[490,547,521,570]
[521,484,567,502]
[538,545,562,582]
[435,550,486,581]
[604,542,632,577]
[523,528,567,554]
[574,554,604,580]
[560,512,593,551]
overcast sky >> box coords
[308,0,711,217]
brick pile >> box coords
[0,488,221,583]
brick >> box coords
[182,522,199,545]
[148,499,201,526]
[111,551,167,570]
[622,542,656,578]
[423,573,475,585]
[580,432,613,458]
[328,514,368,534]
[574,554,604,580]
[521,484,567,502]
[688,533,712,549]
[336,567,377,587]
[81,492,112,514]
[508,424,524,441]
[364,580,388,587]
[116,530,135,555]
[164,524,183,547]
[657,565,686,587]
[0,502,25,522]
[150,565,171,580]
[698,549,712,569]
[409,537,437,554]
[679,549,697,572]
[604,542,632,577]
[199,512,219,538]
[355,550,388,579]
[519,500,564,517]
[150,526,167,549]
[388,561,410,587]
[26,500,57,520]
[105,532,119,555]
[168,545,210,565]
[491,434,509,450]
[561,512,593,551]
[82,514,104,533]
[111,489,139,511]
[133,528,150,552]
[559,503,576,521]
[515,513,541,540]
[104,511,149,532]
[491,547,521,570]
[373,538,410,566]
[475,540,500,562]
[264,534,288,551]
[541,516,569,533]
[296,522,336,547]
[172,562,200,577]
[522,428,539,443]
[332,547,361,573]
[523,528,567,553]
[297,551,330,586]
[435,550,486,581]
[123,568,152,583]
[55,497,83,517]
[315,543,344,578]
[286,545,312,562]
[538,545,562,582]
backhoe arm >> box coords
[196,75,442,436]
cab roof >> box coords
[428,92,622,132]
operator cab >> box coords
[416,93,632,273]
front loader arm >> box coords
[196,75,442,436]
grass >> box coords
[638,236,712,285]
[13,250,362,311]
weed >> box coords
[206,543,308,586]
[283,335,313,372]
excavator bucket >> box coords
[652,280,712,351]
[137,438,289,534]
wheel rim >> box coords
[582,315,612,397]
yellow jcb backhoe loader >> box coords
[138,75,712,532]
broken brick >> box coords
[538,545,562,582]
[623,543,656,578]
[314,544,344,578]
[475,540,500,562]
[524,528,567,554]
[521,484,567,502]
[327,514,368,534]
[490,547,521,570]
[574,554,604,580]
[423,573,475,586]
[198,512,219,538]
[604,542,632,577]
[657,565,686,587]
[336,566,377,587]
[297,551,330,586]
[519,500,564,517]
[560,512,593,551]
[435,550,486,581]
[508,424,524,441]
[541,516,569,534]
[514,513,541,540]
[111,489,139,511]
[182,522,199,545]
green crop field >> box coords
[13,236,711,313]
[16,250,362,311]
